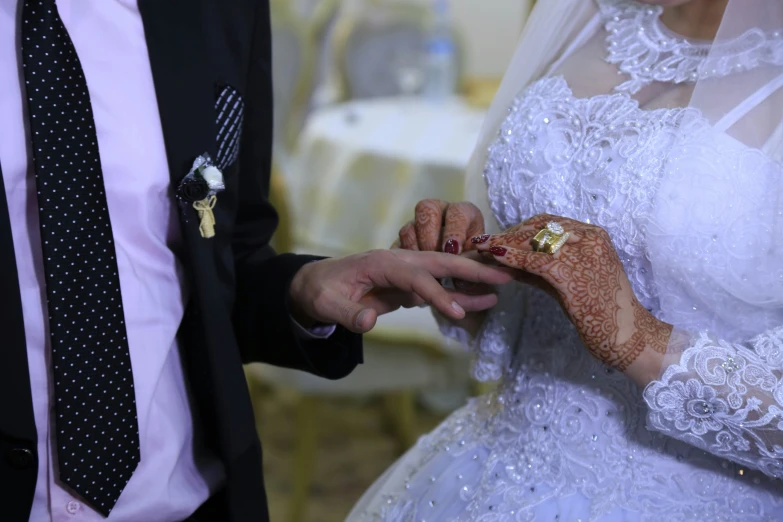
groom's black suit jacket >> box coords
[0,1,363,520]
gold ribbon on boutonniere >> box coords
[177,154,225,239]
[193,196,217,238]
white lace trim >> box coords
[644,327,783,479]
[601,0,783,94]
[435,284,526,383]
[483,75,691,312]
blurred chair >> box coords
[270,0,315,156]
[246,168,472,522]
[269,162,294,254]
[306,0,344,109]
[291,0,322,18]
[331,1,464,100]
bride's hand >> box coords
[396,198,493,296]
[473,214,672,384]
[397,199,485,255]
[395,199,496,333]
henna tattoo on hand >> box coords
[485,215,673,373]
[612,303,672,371]
[414,199,447,251]
[554,228,626,367]
[443,202,484,252]
[408,200,485,253]
[398,220,418,250]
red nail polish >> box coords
[444,239,459,255]
[471,234,490,244]
[489,246,507,257]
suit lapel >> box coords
[0,162,37,442]
[0,0,226,448]
[138,0,218,282]
[139,0,253,462]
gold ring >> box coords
[531,222,569,255]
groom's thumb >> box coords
[335,298,377,333]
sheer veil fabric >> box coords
[466,0,783,344]
[347,2,783,520]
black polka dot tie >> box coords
[21,0,140,515]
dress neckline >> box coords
[599,0,783,94]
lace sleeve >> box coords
[435,282,527,382]
[643,326,783,478]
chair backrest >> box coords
[332,1,464,100]
[292,0,322,18]
[269,162,294,254]
[270,0,315,154]
[309,0,343,94]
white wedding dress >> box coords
[347,1,783,520]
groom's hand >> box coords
[288,249,513,334]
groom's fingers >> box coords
[325,290,379,333]
[453,291,498,312]
[451,251,500,295]
[360,287,498,315]
[362,250,464,320]
[362,250,513,320]
[394,250,514,285]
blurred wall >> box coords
[450,0,532,79]
[334,0,532,80]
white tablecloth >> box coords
[288,97,485,256]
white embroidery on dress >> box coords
[645,327,783,479]
[358,75,783,521]
[600,0,783,94]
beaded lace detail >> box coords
[355,75,783,521]
[645,328,783,479]
[601,0,783,94]
[484,76,687,314]
[351,5,783,519]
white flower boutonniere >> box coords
[176,153,225,239]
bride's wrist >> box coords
[623,345,666,388]
[620,316,673,388]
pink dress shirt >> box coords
[0,1,226,520]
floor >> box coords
[257,392,444,522]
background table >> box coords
[288,97,486,256]
[253,99,490,522]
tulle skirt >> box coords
[345,436,645,522]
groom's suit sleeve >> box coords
[230,0,362,379]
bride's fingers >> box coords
[522,213,591,233]
[414,199,449,251]
[398,220,418,250]
[485,245,558,280]
[472,228,537,251]
[442,202,484,255]
[474,226,582,253]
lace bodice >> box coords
[476,73,783,520]
[484,75,685,314]
[361,75,783,522]
[352,2,783,520]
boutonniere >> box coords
[177,154,225,239]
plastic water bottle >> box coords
[423,0,458,100]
